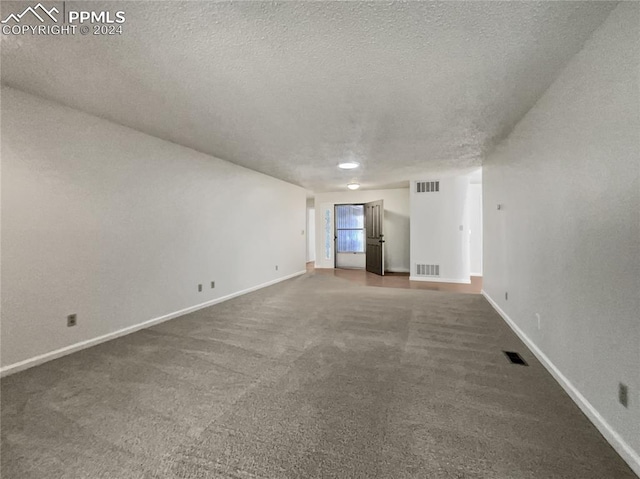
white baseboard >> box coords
[315,267,411,274]
[482,290,640,477]
[409,276,471,284]
[0,270,307,378]
[470,272,483,277]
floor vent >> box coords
[503,351,528,366]
[416,181,440,193]
[416,264,440,276]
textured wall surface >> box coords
[483,3,640,473]
[306,207,316,263]
[467,183,483,276]
[1,87,307,368]
[0,1,616,191]
[410,175,471,283]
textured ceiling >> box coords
[1,1,616,192]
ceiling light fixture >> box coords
[338,161,360,170]
[347,183,360,190]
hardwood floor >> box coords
[307,262,482,294]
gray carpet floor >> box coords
[1,272,636,478]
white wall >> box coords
[467,182,483,276]
[483,3,639,474]
[314,188,409,273]
[1,87,307,371]
[410,176,470,283]
[306,206,316,263]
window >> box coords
[335,204,365,253]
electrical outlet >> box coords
[211,281,215,289]
[198,284,203,292]
[67,314,77,327]
[275,265,278,271]
[505,292,508,300]
[619,383,628,408]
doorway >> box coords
[334,204,365,269]
[334,200,385,275]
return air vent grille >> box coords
[416,264,440,276]
[416,181,440,193]
[503,351,528,366]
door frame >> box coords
[334,203,366,270]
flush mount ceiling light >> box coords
[338,161,360,170]
[347,183,360,190]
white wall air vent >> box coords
[416,264,440,276]
[416,181,440,193]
